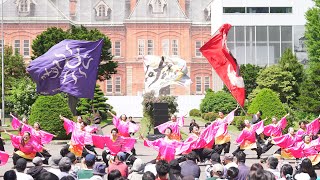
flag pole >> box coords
[1,0,4,126]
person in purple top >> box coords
[234,151,249,180]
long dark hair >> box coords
[21,132,31,146]
[297,158,317,179]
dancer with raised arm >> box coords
[212,109,237,154]
[262,113,289,153]
[295,116,320,142]
[4,130,44,165]
[232,120,264,159]
[141,127,183,162]
[154,114,185,141]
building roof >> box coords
[0,0,68,22]
[127,0,190,23]
[187,0,212,25]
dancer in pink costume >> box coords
[154,114,185,141]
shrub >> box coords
[201,113,207,119]
[29,94,73,139]
[248,88,286,125]
[232,116,249,130]
[189,109,201,117]
[206,112,218,121]
[200,90,237,113]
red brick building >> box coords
[1,0,215,96]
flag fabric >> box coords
[0,151,9,166]
[143,55,191,95]
[27,39,104,99]
[200,24,245,107]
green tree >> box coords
[77,84,110,119]
[6,78,38,116]
[0,46,26,90]
[200,90,237,113]
[278,49,304,84]
[248,88,286,125]
[29,94,73,139]
[255,65,297,104]
[295,1,320,113]
[32,26,117,80]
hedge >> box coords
[29,94,73,139]
[189,109,201,117]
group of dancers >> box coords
[1,108,320,168]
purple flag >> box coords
[27,39,104,99]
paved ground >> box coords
[0,117,311,179]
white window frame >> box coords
[204,76,210,91]
[195,41,203,57]
[98,5,106,17]
[114,41,121,57]
[172,39,179,56]
[147,40,154,55]
[196,76,202,94]
[162,39,169,56]
[23,39,30,57]
[14,40,20,54]
[19,0,29,13]
[115,77,121,94]
[106,78,113,93]
[138,39,145,56]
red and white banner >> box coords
[200,24,245,107]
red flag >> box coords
[200,24,245,107]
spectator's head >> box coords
[49,155,62,168]
[66,152,76,164]
[32,157,43,166]
[4,170,16,180]
[107,169,121,180]
[156,160,170,178]
[267,156,279,170]
[169,159,181,179]
[131,158,144,172]
[116,152,126,162]
[227,167,239,180]
[36,172,59,180]
[210,163,224,178]
[59,157,72,172]
[210,153,221,164]
[280,164,293,180]
[85,154,96,168]
[15,158,27,172]
[250,163,264,172]
[186,152,197,162]
[248,169,276,180]
[93,163,107,176]
[60,176,75,180]
[299,158,316,178]
[142,171,156,180]
[236,151,246,164]
[222,153,234,165]
[129,116,133,121]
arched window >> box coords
[98,5,106,17]
[19,0,29,12]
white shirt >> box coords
[48,168,61,177]
[16,171,34,180]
